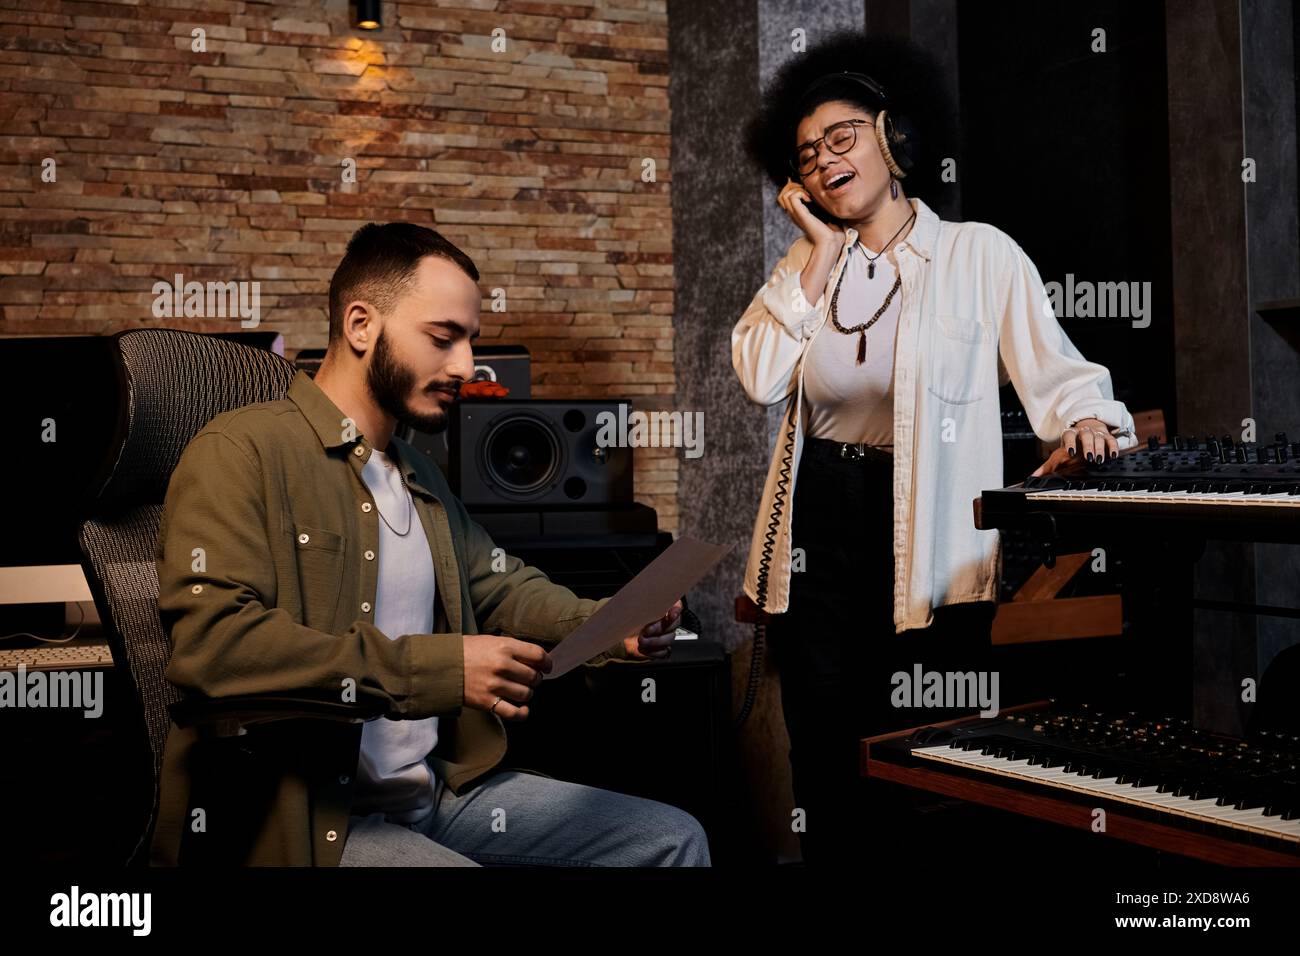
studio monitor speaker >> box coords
[450,399,633,508]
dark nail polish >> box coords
[1109,450,1117,460]
[1068,446,1077,457]
[1085,452,1094,462]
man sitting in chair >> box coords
[150,222,710,867]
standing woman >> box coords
[733,34,1137,865]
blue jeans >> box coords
[339,769,711,867]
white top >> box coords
[802,240,901,446]
[732,196,1137,630]
[352,447,441,825]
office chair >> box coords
[76,328,311,865]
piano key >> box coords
[1032,488,1300,507]
[910,744,1300,843]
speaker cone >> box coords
[481,414,563,497]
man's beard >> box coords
[366,329,450,434]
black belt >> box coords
[806,436,894,462]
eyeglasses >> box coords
[790,119,874,177]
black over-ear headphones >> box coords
[795,71,916,178]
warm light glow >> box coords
[354,0,382,31]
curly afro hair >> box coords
[743,31,958,211]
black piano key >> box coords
[1234,792,1266,811]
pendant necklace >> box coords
[861,208,916,279]
[830,247,903,365]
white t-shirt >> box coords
[352,447,440,825]
[801,239,901,446]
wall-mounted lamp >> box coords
[355,0,382,30]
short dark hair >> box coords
[328,222,480,343]
[743,32,957,208]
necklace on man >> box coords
[830,246,903,365]
[375,455,413,536]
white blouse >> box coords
[802,239,902,447]
[732,196,1137,631]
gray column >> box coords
[668,0,866,864]
[1243,0,1300,700]
[1168,0,1300,734]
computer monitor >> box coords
[1,335,121,569]
[0,330,285,570]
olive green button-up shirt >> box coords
[150,370,626,866]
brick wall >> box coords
[0,0,678,530]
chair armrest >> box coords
[169,695,387,737]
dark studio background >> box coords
[959,0,1176,419]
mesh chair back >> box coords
[77,329,296,864]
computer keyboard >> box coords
[0,643,114,671]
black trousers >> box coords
[766,436,995,866]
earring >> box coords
[890,178,898,200]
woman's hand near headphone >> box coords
[779,179,843,311]
[779,178,842,247]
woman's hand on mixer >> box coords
[1032,419,1119,476]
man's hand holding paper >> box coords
[623,598,684,660]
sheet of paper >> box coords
[544,536,732,678]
